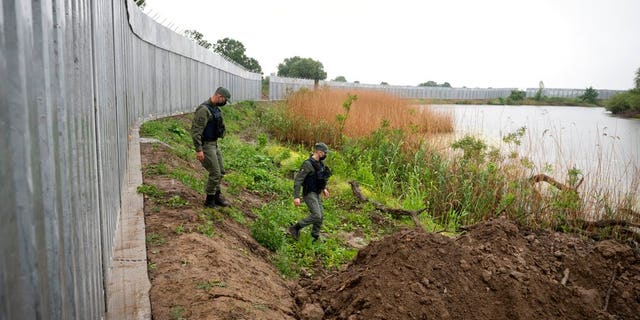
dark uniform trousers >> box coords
[202,140,224,195]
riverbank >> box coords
[415,97,602,107]
[138,112,640,319]
[139,95,639,281]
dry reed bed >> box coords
[285,88,453,145]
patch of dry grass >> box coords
[284,87,453,146]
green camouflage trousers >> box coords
[202,141,224,195]
[298,192,324,239]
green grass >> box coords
[196,280,227,291]
[165,195,189,208]
[146,233,165,246]
[169,306,186,320]
[137,183,163,198]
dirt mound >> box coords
[295,218,640,320]
[142,143,296,320]
[141,140,639,320]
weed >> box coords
[197,220,215,237]
[166,195,189,208]
[225,208,246,224]
[171,169,205,193]
[144,163,169,175]
[250,214,287,251]
[169,306,186,320]
[175,224,185,235]
[146,233,165,246]
[196,280,228,291]
[137,183,163,198]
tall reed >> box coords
[281,87,453,147]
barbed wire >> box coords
[140,6,253,73]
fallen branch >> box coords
[530,173,583,191]
[349,180,426,227]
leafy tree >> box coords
[534,81,545,101]
[418,81,451,87]
[508,90,526,101]
[354,81,360,84]
[635,67,640,89]
[184,30,212,49]
[135,0,146,8]
[213,38,262,73]
[380,82,389,85]
[578,86,598,104]
[261,77,270,99]
[333,76,347,82]
[419,81,438,87]
[277,56,327,82]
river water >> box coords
[430,104,640,210]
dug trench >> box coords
[141,142,640,320]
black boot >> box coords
[214,190,230,207]
[204,194,216,208]
[288,224,301,241]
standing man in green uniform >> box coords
[190,87,231,208]
[289,142,332,242]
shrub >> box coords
[578,86,598,104]
[508,90,526,101]
[605,90,640,115]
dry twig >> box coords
[349,180,426,228]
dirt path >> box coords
[141,142,639,320]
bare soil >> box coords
[141,142,640,320]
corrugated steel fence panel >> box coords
[525,88,624,100]
[269,77,626,101]
[269,76,516,101]
[0,0,262,319]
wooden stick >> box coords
[603,268,617,312]
[349,180,426,228]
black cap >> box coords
[215,87,231,102]
[315,142,329,153]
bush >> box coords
[606,89,640,115]
[250,215,287,251]
[578,86,598,104]
[508,90,526,101]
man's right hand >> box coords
[293,198,301,206]
[196,151,204,162]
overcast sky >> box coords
[143,0,640,90]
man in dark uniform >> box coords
[190,87,231,208]
[289,142,332,242]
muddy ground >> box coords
[141,142,640,320]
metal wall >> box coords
[525,88,623,100]
[269,76,516,101]
[269,77,625,101]
[0,1,261,319]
